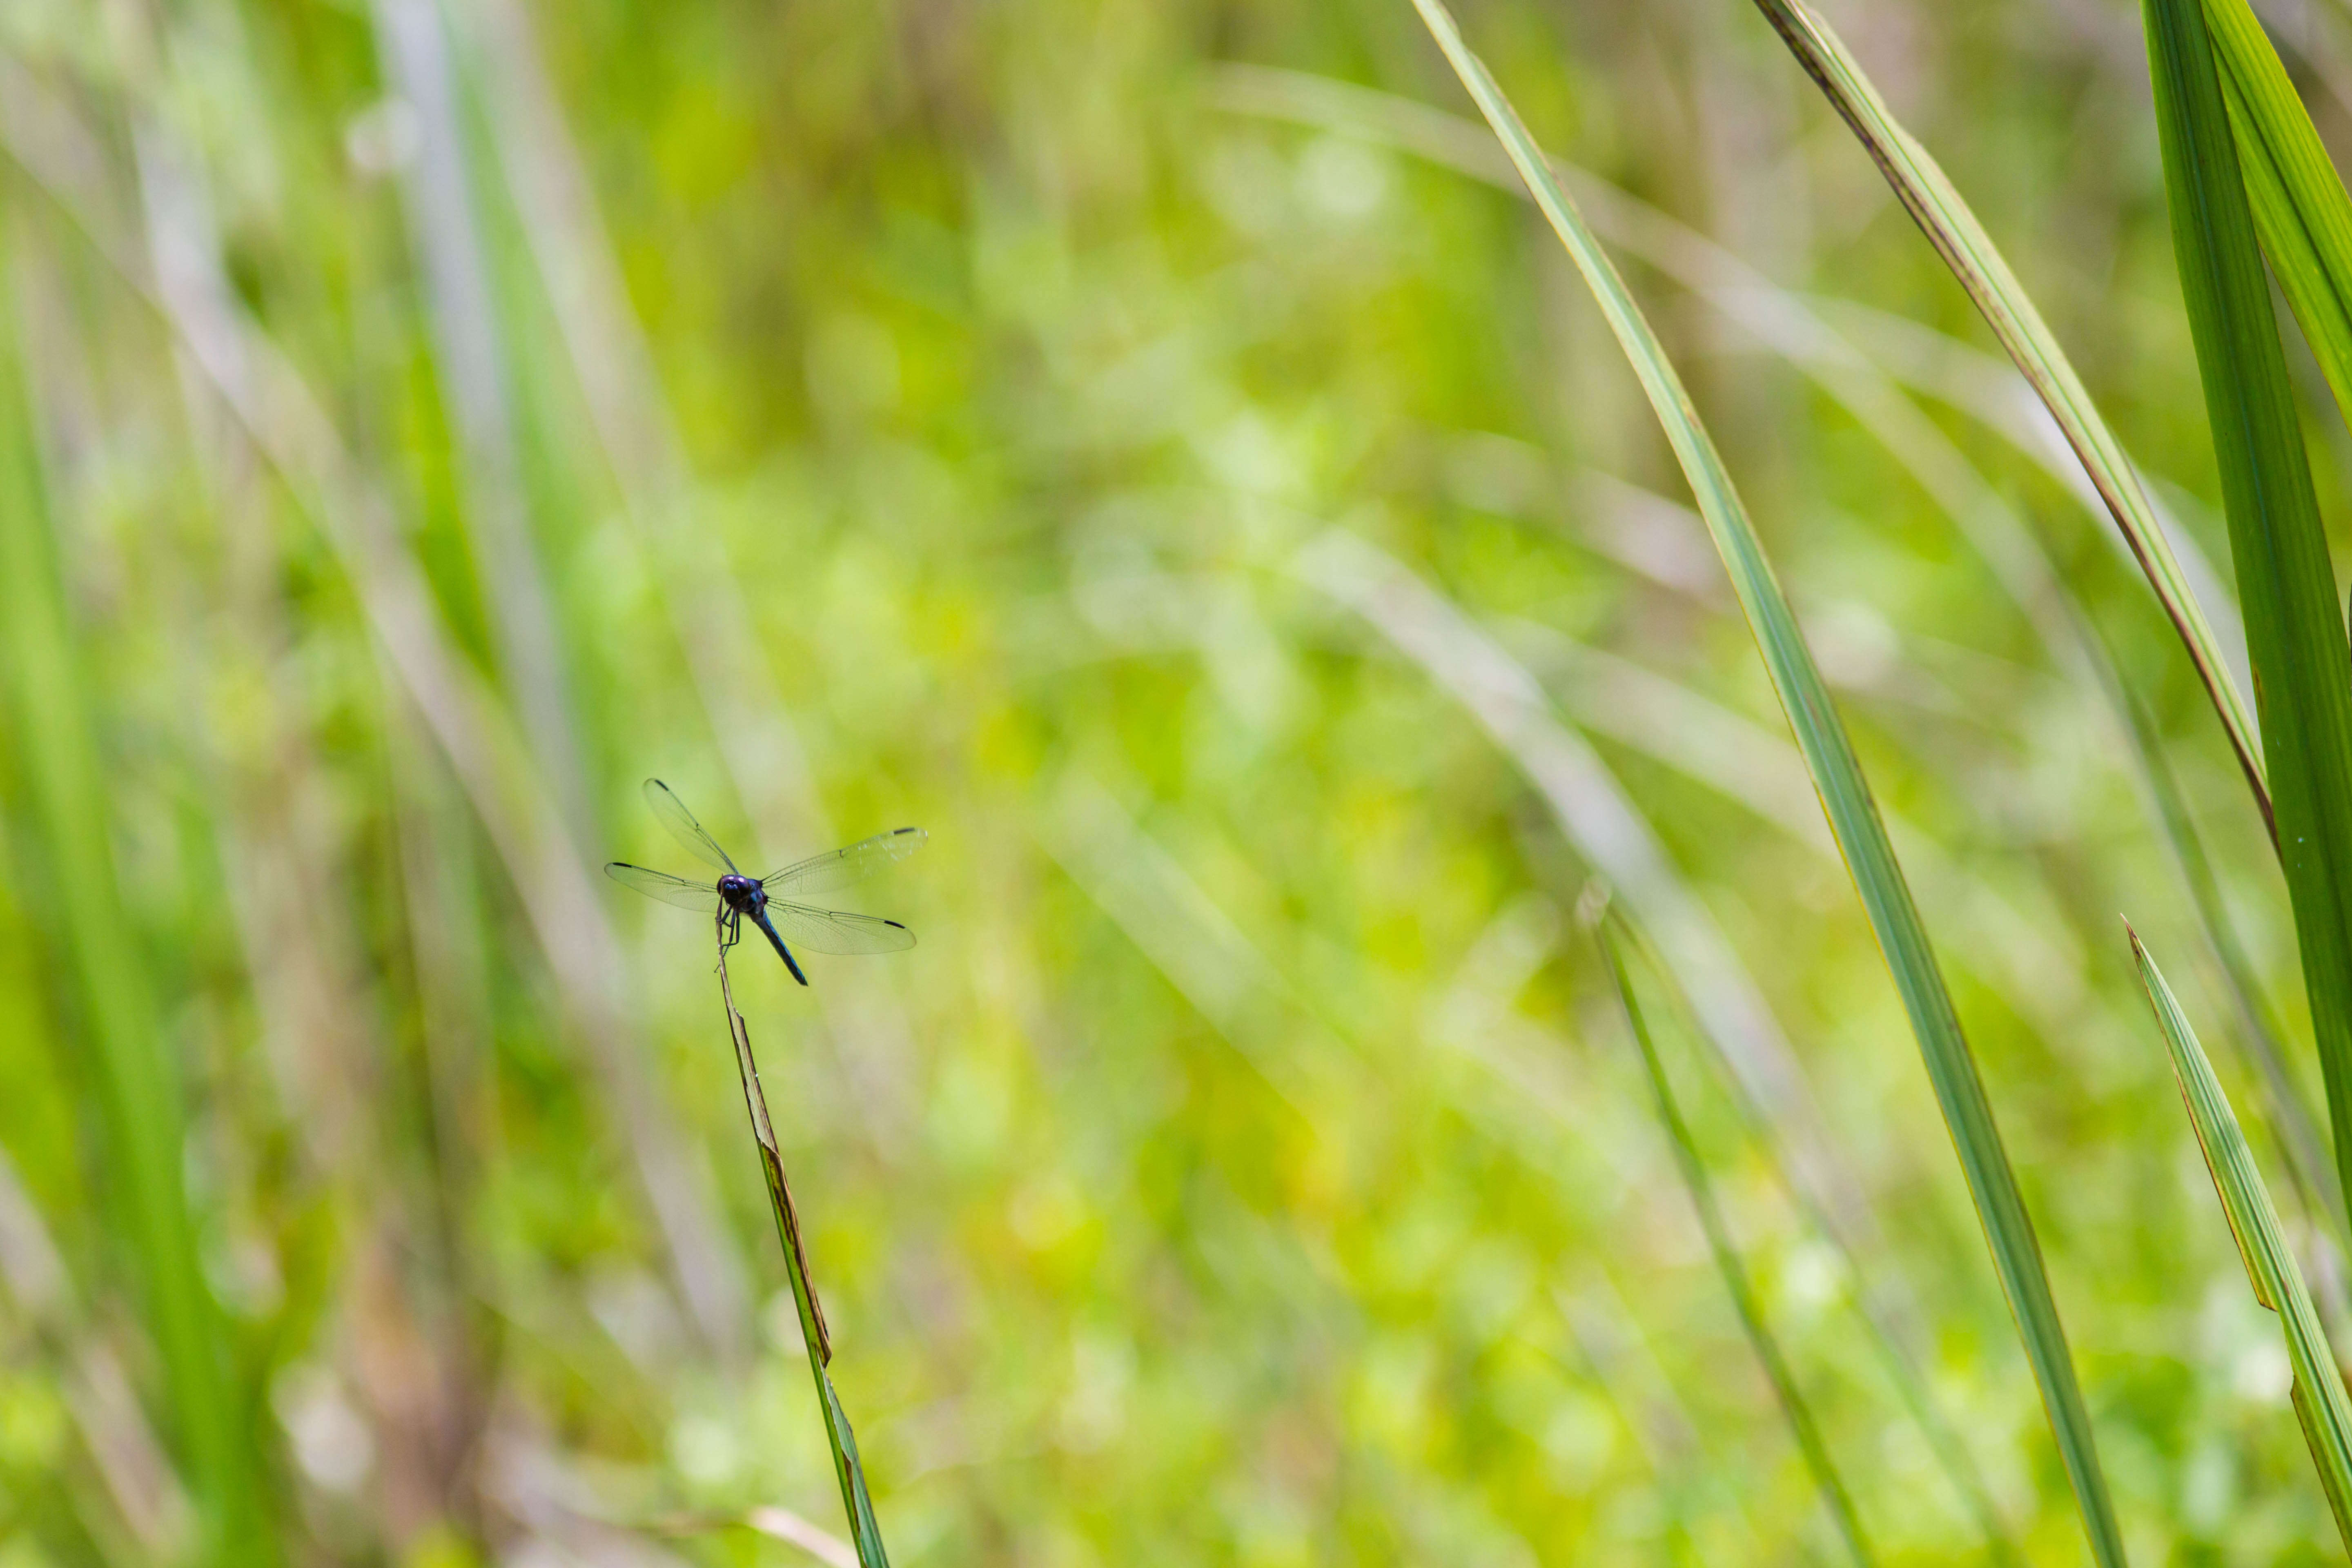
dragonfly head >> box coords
[717,872,763,912]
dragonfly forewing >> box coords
[644,778,738,873]
[763,826,927,896]
[605,861,724,911]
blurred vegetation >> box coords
[5,0,2352,1560]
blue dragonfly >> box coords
[606,779,922,986]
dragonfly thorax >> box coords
[717,872,764,913]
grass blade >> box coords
[1293,529,1837,1204]
[1743,0,2269,835]
[1208,66,2250,720]
[714,938,890,1568]
[2207,0,2352,430]
[1212,65,2087,685]
[0,228,273,1566]
[2115,679,2341,1241]
[371,0,597,844]
[0,51,751,1372]
[1603,908,2023,1562]
[0,1147,194,1556]
[2143,0,2352,1224]
[1599,913,1877,1565]
[2129,928,2352,1547]
[1406,4,2129,1558]
[462,0,846,882]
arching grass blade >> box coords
[1405,4,2129,1559]
[1742,0,2269,835]
[2115,680,2340,1241]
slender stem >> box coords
[715,925,891,1565]
[716,922,831,1363]
[1602,922,1878,1566]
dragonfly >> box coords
[605,779,923,986]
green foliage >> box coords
[5,0,2352,1557]
[1745,0,2271,830]
[2142,0,2352,1226]
[2207,0,2352,434]
[1407,2,2127,1557]
[0,225,270,1566]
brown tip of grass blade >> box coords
[641,1506,858,1568]
[747,1506,861,1568]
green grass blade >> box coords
[0,226,273,1567]
[1292,528,1838,1205]
[371,0,597,845]
[2129,929,2352,1546]
[716,942,891,1568]
[1743,0,2270,836]
[1406,4,2129,1559]
[1599,915,1877,1566]
[1604,912,2023,1563]
[2207,0,2352,430]
[459,0,849,884]
[2115,679,2341,1238]
[1302,532,2007,1545]
[2143,0,2352,1224]
[1209,67,2251,720]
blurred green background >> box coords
[1,0,2348,1560]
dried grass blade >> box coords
[714,939,889,1566]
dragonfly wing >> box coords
[605,862,724,911]
[763,901,916,955]
[643,778,737,873]
[763,826,927,896]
